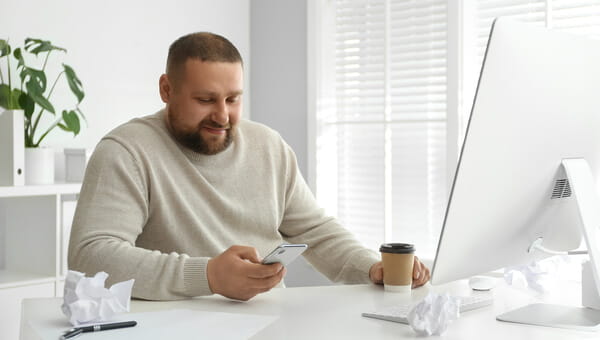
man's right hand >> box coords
[206,245,286,301]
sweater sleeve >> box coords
[277,144,380,284]
[68,139,211,300]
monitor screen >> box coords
[431,18,600,286]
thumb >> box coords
[231,245,262,264]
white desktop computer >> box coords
[431,18,600,330]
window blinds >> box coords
[472,0,600,67]
[552,0,600,37]
[318,0,447,254]
[388,0,447,257]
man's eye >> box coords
[227,96,240,103]
[196,98,212,103]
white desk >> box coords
[20,279,599,340]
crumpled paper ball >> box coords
[407,292,460,336]
[61,270,135,326]
[504,256,570,293]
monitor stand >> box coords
[497,303,600,331]
[496,159,600,331]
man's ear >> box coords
[159,74,172,103]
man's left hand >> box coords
[369,257,430,288]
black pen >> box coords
[59,328,82,340]
[60,321,137,339]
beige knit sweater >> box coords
[68,109,380,300]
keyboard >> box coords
[362,294,493,324]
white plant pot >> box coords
[25,147,55,185]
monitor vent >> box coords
[551,178,571,199]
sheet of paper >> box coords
[28,309,278,340]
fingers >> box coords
[248,267,287,289]
[230,245,284,278]
[206,245,287,301]
[245,262,284,278]
[239,268,286,301]
[414,267,430,287]
[413,256,423,280]
[229,261,286,301]
[230,245,262,263]
[369,262,384,284]
[228,245,284,278]
[412,256,431,288]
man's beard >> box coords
[169,116,235,155]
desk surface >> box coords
[20,279,599,340]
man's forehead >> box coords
[176,60,243,91]
[182,59,242,77]
[183,58,243,71]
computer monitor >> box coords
[430,18,600,329]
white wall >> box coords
[0,0,250,156]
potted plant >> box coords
[0,38,85,184]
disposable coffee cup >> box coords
[380,243,415,293]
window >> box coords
[312,0,600,259]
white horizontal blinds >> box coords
[391,122,446,256]
[389,0,447,256]
[389,0,447,121]
[322,0,448,255]
[335,0,386,123]
[337,124,386,251]
[332,0,386,251]
[474,1,546,61]
[552,0,600,38]
[474,0,600,58]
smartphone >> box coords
[261,244,308,266]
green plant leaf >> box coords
[17,91,35,119]
[63,64,84,103]
[24,38,66,55]
[0,84,10,109]
[26,79,55,113]
[62,109,80,136]
[10,88,23,109]
[0,39,10,57]
[0,86,29,111]
[57,123,69,131]
[13,48,25,69]
[20,67,47,92]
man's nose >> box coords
[211,101,229,125]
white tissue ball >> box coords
[407,293,460,336]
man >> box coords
[68,32,430,301]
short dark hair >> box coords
[166,32,243,79]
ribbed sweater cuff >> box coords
[183,257,212,297]
[352,249,381,282]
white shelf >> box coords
[0,179,81,340]
[0,270,56,289]
[0,182,81,198]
